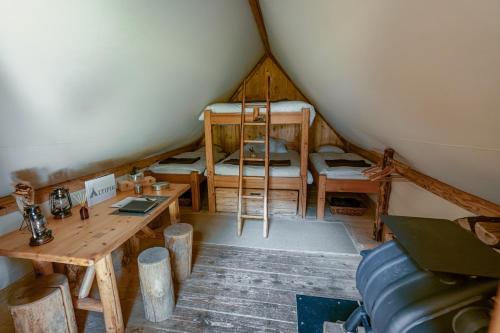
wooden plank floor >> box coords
[124,243,361,333]
[0,240,363,332]
[0,185,375,333]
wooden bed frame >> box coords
[147,171,205,212]
[203,108,310,217]
[309,156,380,219]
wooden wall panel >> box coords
[213,56,343,154]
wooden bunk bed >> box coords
[147,170,204,212]
[147,148,226,212]
[203,106,311,217]
[310,148,395,242]
[309,155,380,219]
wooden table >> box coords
[0,183,190,333]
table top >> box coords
[383,215,500,278]
[0,183,190,266]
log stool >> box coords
[163,223,193,282]
[8,273,77,333]
[138,247,175,322]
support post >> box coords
[204,110,216,213]
[317,174,327,220]
[299,108,310,218]
[374,148,395,242]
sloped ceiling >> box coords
[0,0,263,196]
[261,0,500,205]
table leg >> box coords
[169,199,180,224]
[32,260,54,276]
[122,235,140,264]
[95,254,124,333]
[53,263,66,274]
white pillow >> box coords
[316,145,344,153]
[244,137,288,154]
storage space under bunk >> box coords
[328,193,369,216]
[216,188,298,215]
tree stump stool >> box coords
[163,223,193,282]
[138,247,175,322]
[8,273,77,333]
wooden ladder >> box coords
[237,75,271,238]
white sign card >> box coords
[85,174,117,207]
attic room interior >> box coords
[0,0,499,332]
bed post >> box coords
[373,148,395,241]
[204,110,216,213]
[317,174,327,219]
[189,171,201,212]
[299,108,310,218]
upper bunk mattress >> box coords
[199,101,316,126]
[149,149,226,175]
[309,152,373,180]
[209,150,314,184]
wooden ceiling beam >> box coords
[346,142,500,216]
[248,0,272,55]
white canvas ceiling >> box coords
[0,0,263,196]
[261,0,500,205]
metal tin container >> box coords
[129,172,144,182]
[134,183,143,195]
[151,182,169,191]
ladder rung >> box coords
[248,103,267,107]
[244,122,266,126]
[241,214,264,219]
[242,195,264,200]
[244,139,265,144]
[242,176,265,180]
[243,157,265,161]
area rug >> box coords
[183,213,358,254]
[296,295,359,333]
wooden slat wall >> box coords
[213,56,344,153]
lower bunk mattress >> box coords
[210,150,314,184]
[309,152,373,180]
[149,149,226,175]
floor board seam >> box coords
[178,291,298,308]
[193,255,359,271]
[193,264,357,281]
[175,305,297,325]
